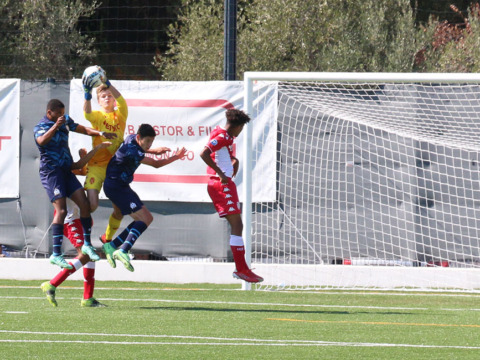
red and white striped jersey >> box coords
[205,126,235,178]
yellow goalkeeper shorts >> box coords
[84,165,107,192]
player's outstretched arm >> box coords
[83,76,94,114]
[106,81,121,99]
[141,147,187,168]
[74,124,117,139]
[71,142,112,171]
[102,72,122,99]
[146,146,170,155]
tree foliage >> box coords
[0,0,99,80]
[154,0,224,81]
[416,3,480,72]
[157,0,423,80]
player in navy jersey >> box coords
[34,99,116,269]
[102,124,187,271]
[41,145,112,308]
[200,109,263,283]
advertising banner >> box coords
[0,79,20,198]
[69,80,277,202]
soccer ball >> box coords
[82,65,106,88]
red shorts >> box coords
[63,219,84,248]
[207,177,241,217]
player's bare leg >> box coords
[87,189,100,213]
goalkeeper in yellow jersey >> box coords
[83,68,128,244]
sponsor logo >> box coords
[227,200,234,205]
[130,202,137,210]
[53,188,60,196]
[223,187,230,192]
[90,177,95,184]
[228,207,235,212]
[225,194,232,198]
[210,139,218,146]
[102,120,121,132]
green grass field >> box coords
[0,279,479,359]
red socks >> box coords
[49,258,95,300]
[231,245,248,272]
[83,263,95,300]
[50,258,82,287]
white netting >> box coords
[247,75,480,291]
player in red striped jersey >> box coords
[200,109,263,283]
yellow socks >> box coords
[105,214,122,241]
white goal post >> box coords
[243,72,480,292]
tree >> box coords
[416,3,480,72]
[0,0,99,80]
[154,0,224,81]
[156,0,423,80]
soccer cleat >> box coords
[113,249,134,272]
[40,281,58,307]
[99,234,109,244]
[49,254,73,269]
[81,297,107,307]
[233,269,264,283]
[102,242,116,268]
[81,245,100,262]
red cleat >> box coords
[233,269,264,283]
[99,234,109,244]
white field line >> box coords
[0,295,479,312]
[0,330,478,349]
[2,285,480,298]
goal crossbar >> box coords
[243,72,480,292]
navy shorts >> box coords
[103,180,144,215]
[40,167,83,202]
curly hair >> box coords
[225,109,251,126]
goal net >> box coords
[244,72,480,292]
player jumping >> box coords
[34,99,117,269]
[83,70,128,244]
[101,124,187,272]
[200,109,263,283]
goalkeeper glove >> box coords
[82,77,93,101]
[104,78,111,88]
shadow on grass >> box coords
[139,306,415,316]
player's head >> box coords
[225,109,250,137]
[136,124,156,151]
[96,84,115,112]
[46,99,65,121]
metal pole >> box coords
[241,74,253,291]
[224,0,237,80]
